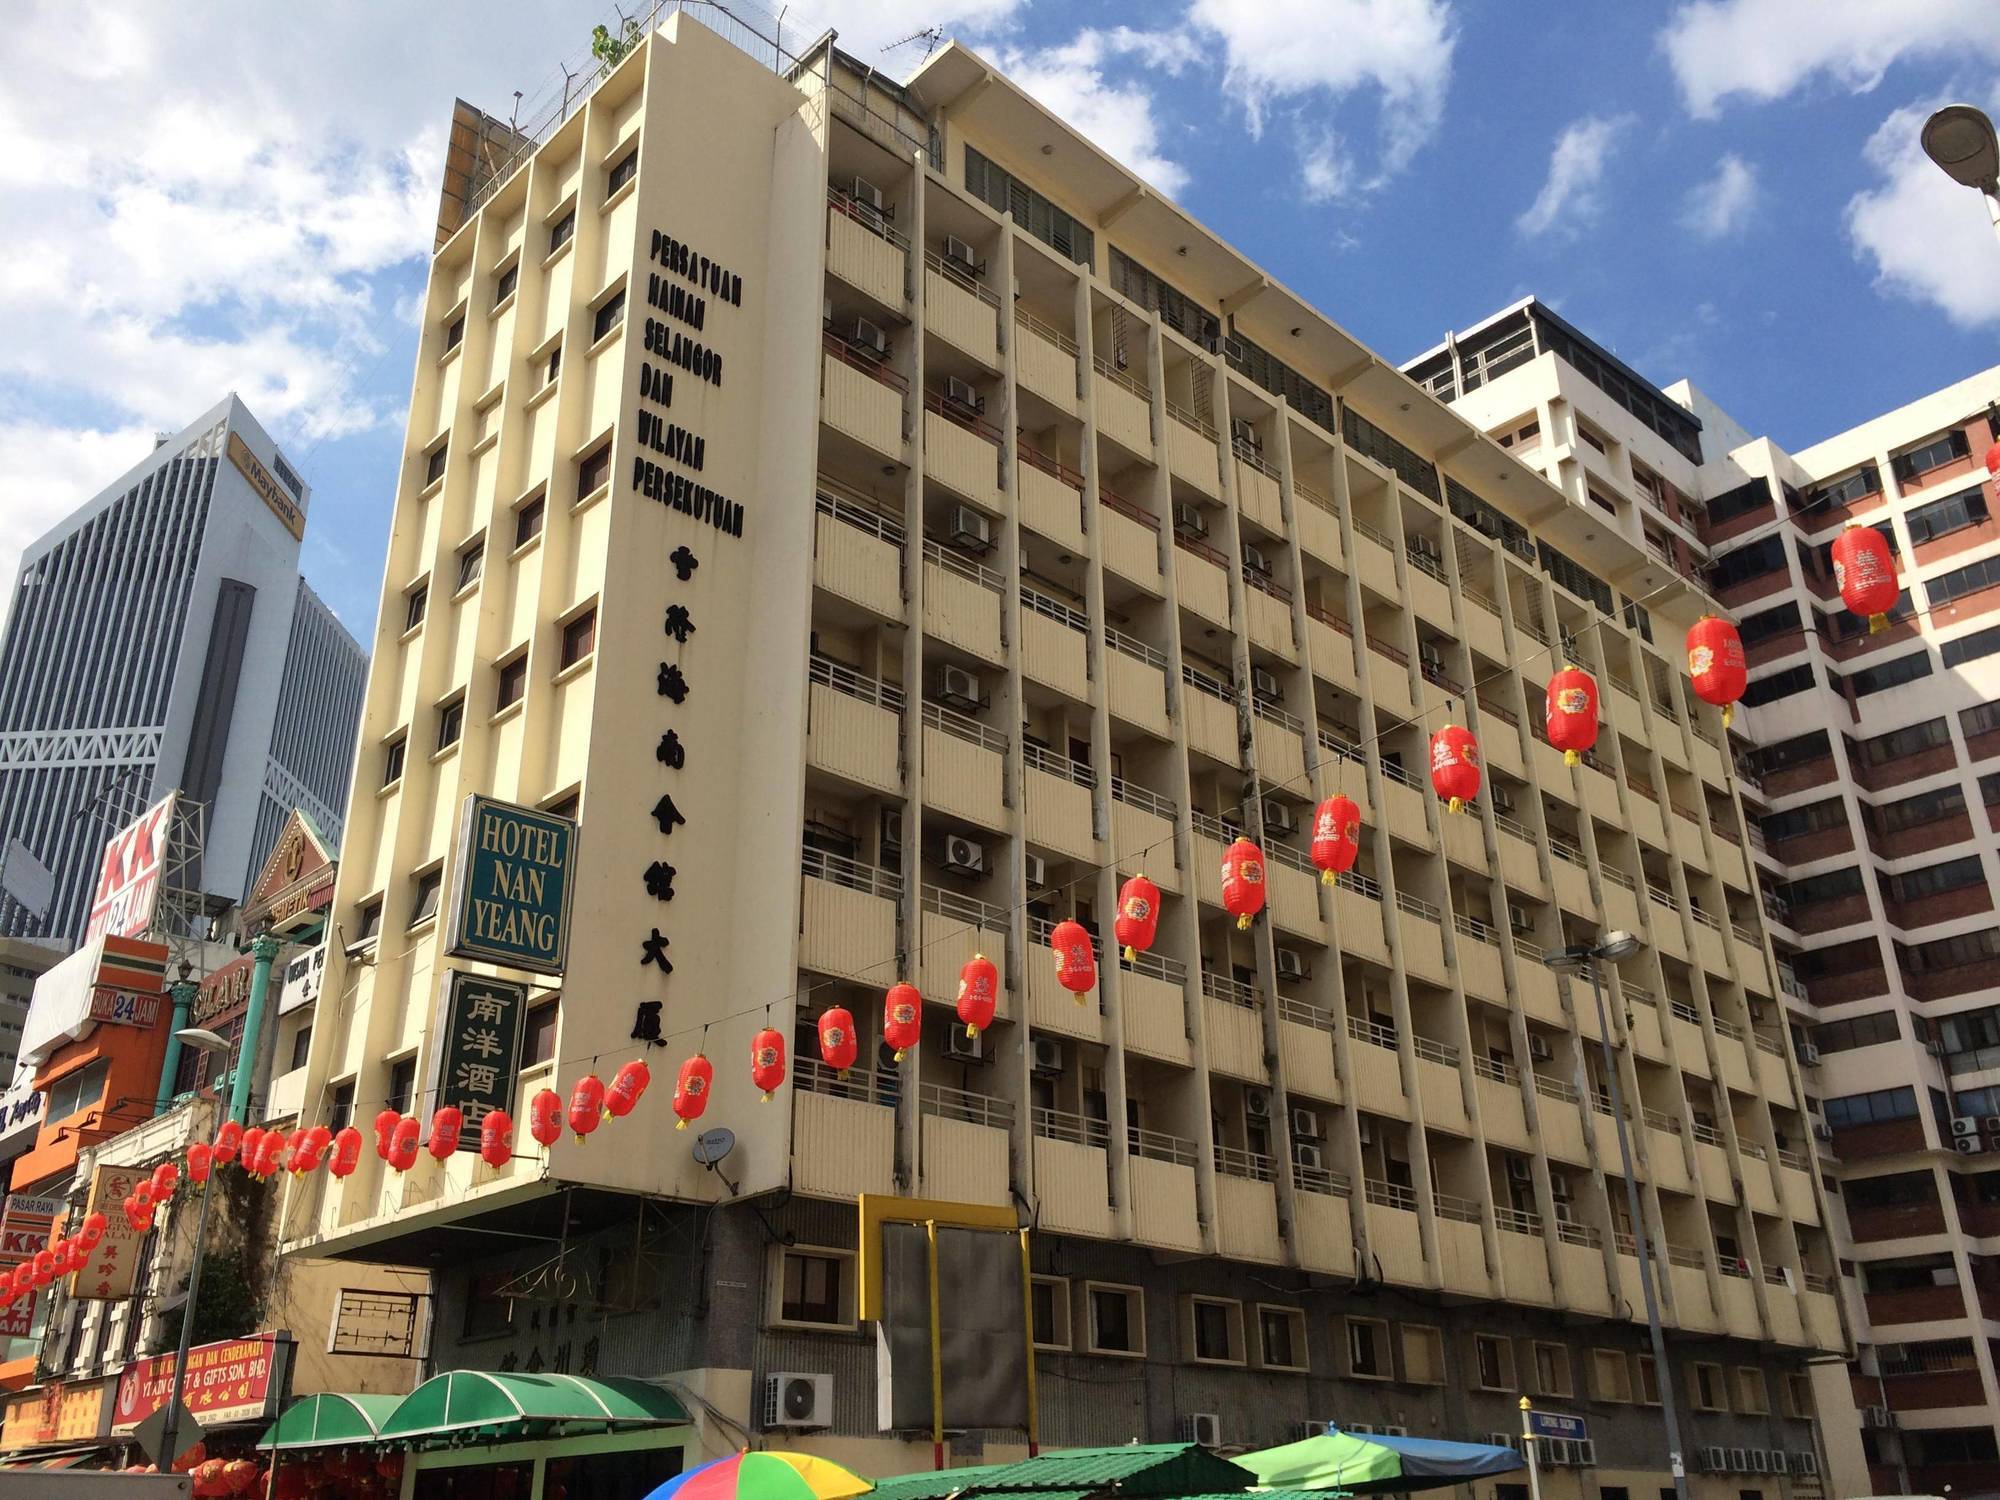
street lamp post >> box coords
[1549,932,1691,1500]
[1921,104,2000,245]
[157,1026,234,1469]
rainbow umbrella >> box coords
[645,1452,875,1500]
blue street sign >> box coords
[1528,1410,1590,1442]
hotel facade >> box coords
[287,15,1843,1492]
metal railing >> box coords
[1366,1178,1418,1212]
[1433,1190,1482,1224]
[1711,1014,1743,1041]
[1511,932,1546,963]
[1665,1243,1707,1270]
[816,487,906,546]
[1455,913,1499,947]
[1120,948,1186,984]
[1344,868,1384,900]
[1754,1033,1785,1058]
[1100,488,1158,531]
[1556,1220,1603,1249]
[1032,1105,1108,1149]
[1106,627,1168,669]
[921,883,1008,931]
[823,327,910,391]
[920,1081,1013,1130]
[1642,1105,1682,1134]
[1181,663,1234,703]
[1295,481,1338,519]
[1189,809,1239,843]
[1128,1126,1197,1166]
[1202,970,1260,1009]
[1016,440,1084,492]
[1292,1159,1352,1196]
[1668,996,1699,1024]
[1352,518,1396,552]
[809,653,905,712]
[1348,1015,1398,1049]
[1265,840,1315,875]
[922,701,1008,754]
[1496,1205,1543,1235]
[1215,1145,1275,1182]
[922,536,1004,592]
[1165,401,1217,442]
[1473,1053,1517,1085]
[923,387,1004,446]
[1091,355,1151,403]
[923,248,999,307]
[1244,567,1293,604]
[1412,1033,1460,1067]
[1396,890,1442,924]
[1277,996,1335,1032]
[1015,308,1078,356]
[1533,1073,1580,1104]
[795,1056,883,1104]
[1024,741,1093,787]
[1111,776,1176,820]
[802,846,902,898]
[1689,1119,1723,1147]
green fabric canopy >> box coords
[1239,1433,1403,1491]
[865,1444,1256,1500]
[260,1393,404,1451]
[374,1372,689,1444]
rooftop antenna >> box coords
[882,26,943,64]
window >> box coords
[1927,552,2000,609]
[544,791,582,822]
[514,493,546,549]
[455,540,485,593]
[966,146,1093,266]
[1347,1317,1389,1378]
[1812,464,1883,511]
[496,652,529,713]
[273,450,304,500]
[444,314,465,352]
[1576,420,1608,454]
[289,1024,312,1072]
[381,732,407,787]
[410,867,443,928]
[1474,1333,1514,1391]
[1708,534,1786,591]
[1734,1367,1769,1414]
[1782,866,1864,909]
[561,608,598,669]
[45,1059,109,1120]
[607,147,638,195]
[1755,728,1833,773]
[577,442,611,501]
[328,1080,355,1134]
[1894,428,1970,483]
[1943,623,2000,669]
[1592,1348,1632,1402]
[1531,1341,1572,1396]
[1907,485,1989,546]
[1742,664,1815,707]
[1637,1353,1662,1405]
[387,1055,417,1115]
[549,208,575,256]
[1847,650,1932,697]
[1706,476,1773,526]
[404,581,428,632]
[354,897,383,944]
[1871,785,1965,835]
[463,1270,517,1340]
[1964,697,2000,738]
[523,999,559,1067]
[1256,1305,1307,1371]
[545,346,562,386]
[1030,1276,1070,1350]
[436,695,465,752]
[1760,798,1845,843]
[495,262,518,304]
[1400,1324,1445,1384]
[1784,1370,1814,1418]
[425,442,448,487]
[1823,1086,1917,1129]
[1902,926,2000,974]
[1691,1361,1727,1411]
[1812,1011,1899,1055]
[777,1248,850,1327]
[1187,1296,1242,1364]
[1085,1283,1143,1356]
[1888,855,1984,905]
[1739,601,1802,647]
[1855,717,1949,766]
[592,287,626,342]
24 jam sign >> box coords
[444,795,578,976]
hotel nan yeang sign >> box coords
[445,795,577,976]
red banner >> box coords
[112,1334,285,1433]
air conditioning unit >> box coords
[1263,797,1296,834]
[1180,1412,1222,1447]
[1768,1449,1789,1474]
[944,835,986,876]
[1275,948,1309,981]
[1510,907,1533,935]
[1527,1034,1554,1062]
[1231,417,1261,450]
[1811,1121,1833,1142]
[944,376,984,415]
[1982,1115,2000,1135]
[1418,644,1443,676]
[1172,501,1208,538]
[1548,1175,1572,1201]
[1489,1434,1524,1457]
[851,317,888,357]
[762,1372,831,1429]
[1747,1449,1769,1474]
[1507,1156,1533,1182]
[936,664,982,709]
[1490,786,1515,815]
[882,809,904,852]
[1222,338,1245,363]
[1031,1037,1064,1075]
[1800,1042,1821,1066]
[951,503,993,553]
[942,235,979,272]
[1291,1106,1319,1139]
[1246,1088,1271,1119]
[1022,854,1047,889]
[1952,1115,1981,1137]
[1295,1143,1325,1171]
[1380,1425,1408,1438]
[1346,1423,1377,1437]
[1573,1440,1596,1468]
[1790,1452,1818,1477]
[851,176,885,214]
[1864,1404,1895,1429]
[1728,1448,1750,1475]
[1542,1439,1572,1467]
[944,1028,986,1063]
[1958,1135,1987,1154]
[1251,667,1282,703]
[1293,1420,1330,1441]
[1242,541,1273,576]
[1411,534,1442,564]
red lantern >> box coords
[389,1115,421,1172]
[1429,724,1481,813]
[605,1059,651,1118]
[150,1161,179,1202]
[1687,615,1746,725]
[372,1108,400,1161]
[258,1129,287,1180]
[240,1128,267,1175]
[131,1182,154,1214]
[818,1007,858,1074]
[1051,919,1096,997]
[213,1118,243,1167]
[221,1460,260,1496]
[79,1212,107,1250]
[751,1028,786,1099]
[30,1250,53,1287]
[1986,440,2000,476]
[1832,522,1898,633]
[49,1239,72,1276]
[1221,837,1267,930]
[567,1075,606,1140]
[672,1055,713,1131]
[187,1142,213,1186]
[956,954,998,1038]
[479,1109,514,1167]
[427,1106,463,1160]
[1545,665,1599,767]
[329,1126,363,1178]
[9,1264,32,1298]
[301,1124,332,1172]
[1114,875,1161,961]
[1310,795,1361,886]
[882,983,921,1061]
[529,1088,563,1147]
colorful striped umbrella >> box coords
[645,1452,875,1500]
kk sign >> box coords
[445,795,576,975]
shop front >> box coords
[0,1374,114,1469]
[112,1332,293,1464]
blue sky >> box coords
[2,0,1998,637]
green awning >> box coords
[260,1393,404,1451]
[866,1445,1255,1500]
[375,1372,689,1445]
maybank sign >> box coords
[444,795,577,975]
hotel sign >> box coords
[227,431,306,540]
[445,795,577,975]
[428,971,529,1137]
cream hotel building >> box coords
[289,10,1846,1491]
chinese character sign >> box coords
[445,796,578,975]
[112,1335,288,1432]
[429,973,530,1141]
[71,1164,145,1301]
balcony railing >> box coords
[1533,1073,1580,1104]
[809,653,905,712]
[923,387,1004,446]
[1016,440,1084,492]
[1106,627,1168,670]
[1473,1053,1517,1086]
[921,883,1008,930]
[1181,663,1234,703]
[1166,401,1218,443]
[823,327,909,391]
[1292,1158,1351,1196]
[1277,995,1335,1032]
[1120,947,1186,985]
[1111,776,1176,821]
[1411,1033,1460,1067]
[1032,1105,1108,1149]
[1433,1190,1482,1224]
[1099,488,1158,531]
[1189,809,1238,843]
[1216,1145,1275,1182]
[802,846,902,899]
[1496,1205,1543,1235]
[920,1080,1013,1130]
[1665,1242,1707,1270]
[1015,308,1077,357]
[1365,1177,1418,1212]
[796,1056,886,1104]
[924,248,1000,308]
[922,536,1004,593]
[816,487,906,547]
[922,700,1008,754]
[1455,912,1499,947]
[1202,970,1260,1009]
[1023,741,1094,788]
[1091,354,1151,402]
[1555,1219,1602,1249]
[1642,1105,1682,1134]
[1348,1014,1399,1050]
[1128,1126,1197,1166]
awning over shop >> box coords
[1241,1430,1526,1494]
[0,1446,98,1469]
[261,1392,404,1451]
[374,1372,689,1446]
[866,1444,1256,1500]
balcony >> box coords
[1182,666,1239,764]
[1024,742,1095,862]
[922,703,1006,829]
[923,252,998,366]
[793,1060,897,1199]
[813,490,904,620]
[922,540,1004,664]
[1214,1146,1283,1263]
[1166,404,1219,495]
[1028,915,1101,1041]
[799,848,899,981]
[1015,311,1079,413]
[1277,996,1340,1101]
[1234,444,1282,530]
[1334,872,1389,962]
[1434,1189,1491,1296]
[1497,1206,1555,1304]
[822,333,905,457]
[1366,634,1416,721]
[1532,1074,1586,1162]
[1119,952,1190,1066]
[1346,1013,1409,1119]
[1128,1128,1201,1251]
[919,1081,1012,1205]
[1092,357,1152,453]
[1474,1055,1528,1148]
[923,394,1003,510]
[1363,1177,1425,1286]
[1404,543,1453,631]
[1100,490,1162,592]
[1865,1283,1969,1325]
[1244,570,1296,661]
[1350,519,1398,594]
[1412,1030,1465,1132]
[1018,443,1085,552]
[1173,533,1231,627]
[1020,585,1089,701]
[807,655,902,795]
[1107,632,1170,739]
[1296,483,1344,567]
[826,189,908,308]
[1557,1222,1613,1315]
[1455,916,1505,1004]
[1032,1107,1111,1237]
[1304,605,1357,692]
[1397,892,1448,986]
[919,885,1008,1015]
[1292,1161,1355,1276]
[1201,970,1266,1082]
[1265,842,1321,937]
[1251,700,1307,786]
[1111,777,1177,890]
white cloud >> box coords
[1681,153,1760,238]
[1516,115,1633,239]
[782,0,1027,71]
[1846,94,2000,328]
[1184,0,1457,178]
[993,32,1190,196]
[1661,0,2000,117]
[0,419,158,616]
[1298,128,1355,203]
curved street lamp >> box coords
[1920,105,2000,244]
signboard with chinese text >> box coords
[427,971,529,1138]
[243,808,335,935]
[276,943,326,1018]
[83,795,177,943]
[444,795,577,975]
[70,1164,146,1301]
[0,1378,109,1452]
[113,1333,290,1433]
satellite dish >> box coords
[692,1127,735,1166]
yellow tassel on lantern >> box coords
[1236,913,1252,931]
[1123,944,1138,961]
[965,1022,978,1039]
[1450,797,1465,814]
[1722,704,1734,727]
[1869,613,1887,635]
[760,1091,773,1103]
[1321,870,1337,887]
[894,1048,907,1062]
[675,1118,688,1131]
[1564,749,1580,767]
